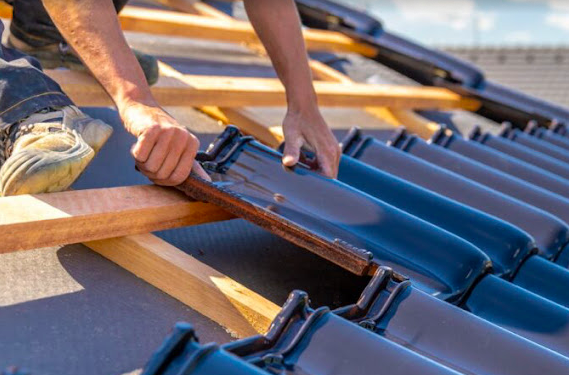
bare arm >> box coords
[41,0,210,185]
[244,0,340,177]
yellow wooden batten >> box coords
[44,68,479,111]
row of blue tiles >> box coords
[142,271,569,375]
[342,125,569,355]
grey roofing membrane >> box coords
[0,244,231,375]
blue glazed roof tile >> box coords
[143,272,569,375]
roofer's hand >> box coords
[120,103,211,185]
[282,107,340,178]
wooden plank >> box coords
[44,70,193,107]
[119,6,377,57]
[86,233,280,337]
[159,64,480,110]
[2,184,278,338]
[309,60,355,84]
[0,185,232,253]
[45,68,479,110]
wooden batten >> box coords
[86,233,281,338]
[118,6,377,57]
[45,68,479,110]
[0,185,232,253]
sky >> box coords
[335,0,569,46]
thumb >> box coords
[282,138,301,167]
[191,161,212,182]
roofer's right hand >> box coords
[120,102,211,186]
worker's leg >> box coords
[0,23,113,196]
[6,0,159,85]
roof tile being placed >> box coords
[178,126,491,302]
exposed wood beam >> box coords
[86,233,280,338]
[308,59,355,84]
[180,72,479,110]
[0,185,232,253]
[119,6,377,57]
[45,68,479,110]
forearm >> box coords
[42,0,157,135]
[243,0,317,112]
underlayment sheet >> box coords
[0,244,230,375]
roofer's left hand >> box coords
[281,107,340,178]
